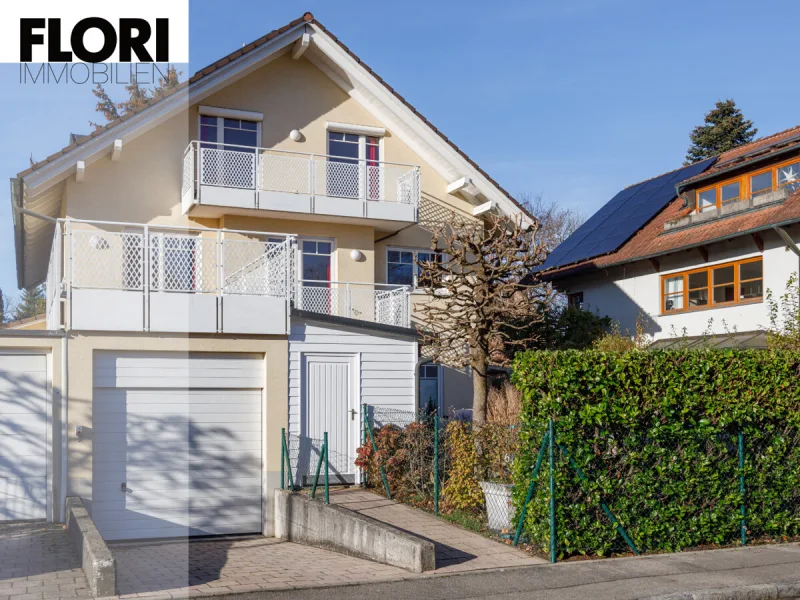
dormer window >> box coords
[695,157,800,213]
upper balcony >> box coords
[181,142,420,230]
[44,219,411,336]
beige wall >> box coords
[65,332,288,536]
[0,333,64,521]
[62,51,477,290]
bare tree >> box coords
[517,192,584,254]
[415,213,549,425]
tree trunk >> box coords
[471,348,488,426]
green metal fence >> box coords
[513,419,800,562]
[360,405,516,527]
[281,428,330,504]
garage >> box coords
[0,353,49,521]
[91,352,264,540]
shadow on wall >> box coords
[579,270,662,339]
[0,369,49,522]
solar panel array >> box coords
[541,158,716,271]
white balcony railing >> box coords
[295,280,411,329]
[182,142,420,221]
[44,219,412,333]
[45,219,296,334]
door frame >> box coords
[299,352,360,484]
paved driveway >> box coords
[0,522,90,600]
[111,536,407,598]
[329,489,545,572]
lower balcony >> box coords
[182,142,420,231]
[44,219,412,335]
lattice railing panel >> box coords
[223,239,292,296]
[317,160,360,199]
[149,235,217,293]
[200,147,256,189]
[182,146,194,196]
[296,282,410,327]
[259,152,310,194]
[71,230,144,290]
[298,285,341,316]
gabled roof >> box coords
[12,12,531,290]
[543,123,800,280]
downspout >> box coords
[60,333,68,522]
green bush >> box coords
[511,349,800,557]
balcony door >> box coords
[299,239,335,314]
[199,116,260,189]
[327,131,382,201]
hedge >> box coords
[510,349,800,557]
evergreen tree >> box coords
[0,288,5,325]
[91,65,183,126]
[13,286,46,321]
[685,99,757,164]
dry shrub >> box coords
[487,381,521,425]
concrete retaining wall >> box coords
[66,497,116,597]
[274,490,435,573]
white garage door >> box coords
[92,352,263,540]
[0,354,48,521]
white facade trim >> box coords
[325,121,386,137]
[199,105,264,121]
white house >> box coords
[542,125,800,346]
[0,13,530,539]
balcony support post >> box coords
[309,154,316,213]
[143,225,150,332]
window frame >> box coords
[695,156,800,213]
[567,292,584,309]
[386,247,443,290]
[198,115,261,150]
[660,257,763,315]
[419,363,442,418]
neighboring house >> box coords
[541,124,800,345]
[0,13,529,538]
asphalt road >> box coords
[224,542,800,600]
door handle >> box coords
[349,409,357,421]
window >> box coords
[660,257,763,314]
[327,131,383,200]
[567,292,584,309]
[387,248,442,288]
[777,162,800,194]
[419,364,440,416]
[199,116,258,150]
[695,156,800,213]
[300,239,333,283]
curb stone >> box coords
[643,582,800,600]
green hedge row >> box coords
[510,349,800,557]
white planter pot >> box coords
[480,481,513,531]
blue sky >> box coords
[1,0,798,298]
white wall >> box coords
[560,228,800,340]
[287,319,417,436]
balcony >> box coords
[182,142,420,230]
[44,219,412,335]
[295,280,411,329]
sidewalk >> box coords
[233,542,800,600]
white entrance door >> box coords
[301,355,356,484]
[0,354,48,521]
[92,352,264,540]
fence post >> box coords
[281,427,285,490]
[513,430,550,546]
[361,404,367,488]
[364,408,392,499]
[281,429,294,490]
[434,414,439,516]
[739,430,747,546]
[311,437,325,500]
[324,431,330,505]
[549,418,556,564]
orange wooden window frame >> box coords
[695,157,800,213]
[660,257,763,315]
